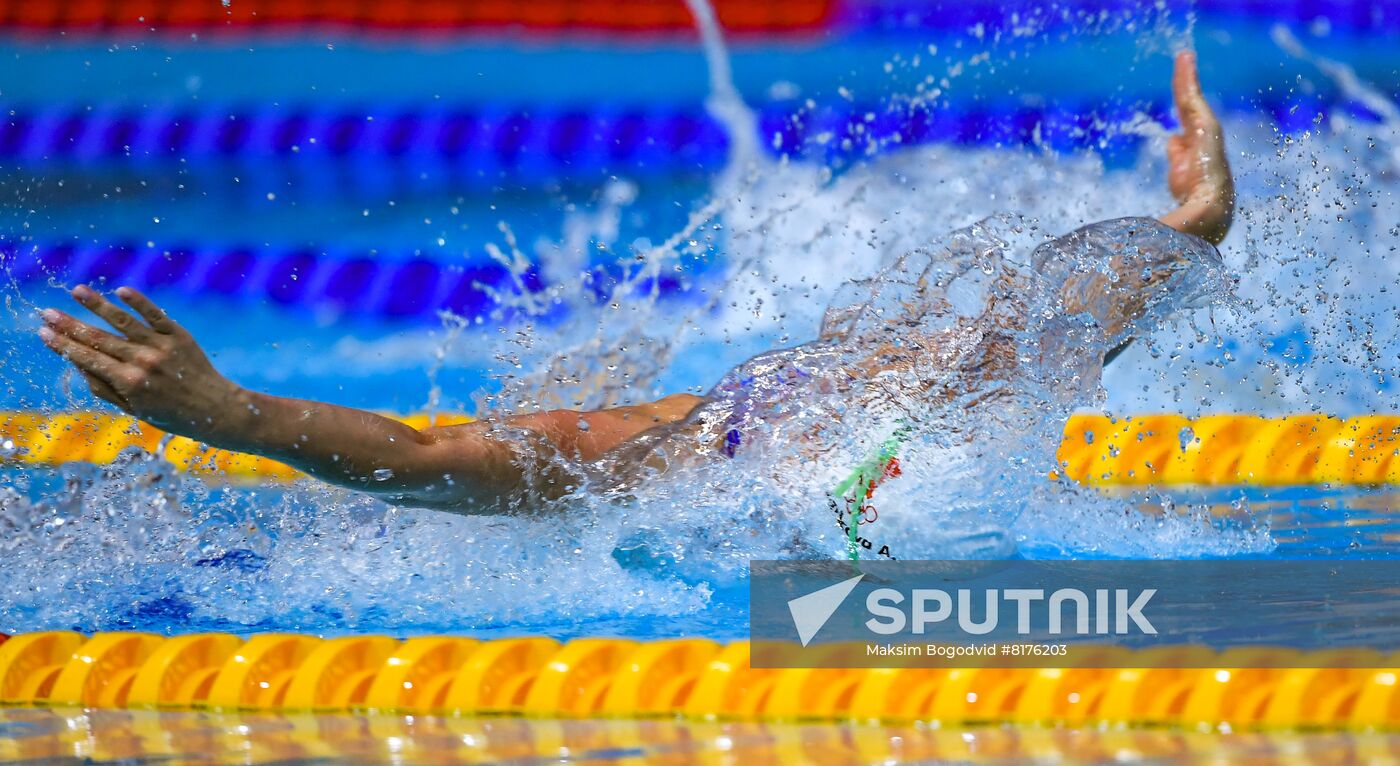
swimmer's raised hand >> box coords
[1160,50,1235,244]
[39,285,242,436]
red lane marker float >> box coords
[0,0,837,36]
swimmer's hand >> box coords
[40,285,242,435]
[1159,50,1234,245]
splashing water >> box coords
[11,3,1400,634]
[682,0,761,172]
[575,212,1240,573]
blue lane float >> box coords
[0,240,553,321]
[0,239,702,320]
[0,96,1346,181]
[0,101,1174,172]
[838,0,1400,36]
[0,106,730,178]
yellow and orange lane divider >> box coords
[0,411,475,483]
[1057,413,1400,486]
[3,411,1400,486]
[0,632,1394,729]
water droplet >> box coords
[1178,427,1196,452]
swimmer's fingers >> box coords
[71,284,154,342]
[1172,51,1218,136]
[115,286,180,335]
[40,308,139,361]
[39,325,138,390]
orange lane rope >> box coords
[3,412,1399,486]
[0,632,1394,728]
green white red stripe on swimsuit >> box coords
[831,423,911,561]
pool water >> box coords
[2,1,1400,645]
[0,467,1392,639]
[5,707,1397,765]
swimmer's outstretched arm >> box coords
[38,286,696,511]
[1157,50,1234,245]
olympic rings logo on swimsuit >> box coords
[832,429,909,561]
[855,456,901,524]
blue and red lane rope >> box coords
[0,0,1396,36]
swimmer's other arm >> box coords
[1097,51,1234,364]
[38,286,699,511]
[1156,51,1234,245]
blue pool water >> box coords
[0,466,1393,638]
[3,2,1400,641]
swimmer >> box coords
[38,51,1234,514]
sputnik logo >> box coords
[787,574,864,646]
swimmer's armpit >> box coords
[1102,339,1133,366]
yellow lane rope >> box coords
[2,411,1398,485]
[0,411,474,483]
[0,632,1393,728]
